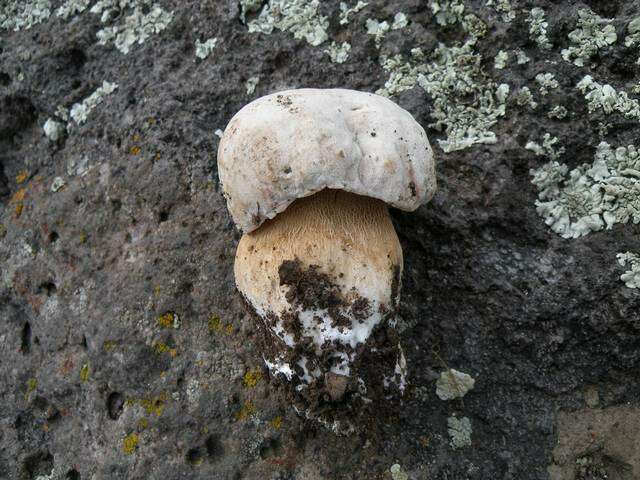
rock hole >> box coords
[21,322,31,354]
[22,450,53,479]
[66,469,81,480]
[107,392,124,420]
[111,199,122,214]
[0,72,10,86]
[38,281,57,296]
[159,211,169,222]
[259,437,283,460]
[205,434,224,460]
[186,447,204,465]
[283,166,292,174]
[81,335,88,350]
[48,231,59,243]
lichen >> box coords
[245,76,260,94]
[25,377,37,399]
[195,37,218,59]
[625,17,640,64]
[494,50,508,70]
[447,416,472,449]
[157,311,179,329]
[69,81,118,125]
[526,8,552,50]
[515,49,530,65]
[122,432,139,454]
[548,105,568,120]
[525,133,565,160]
[436,368,475,400]
[51,177,66,192]
[56,0,89,19]
[270,415,283,429]
[390,464,409,480]
[247,0,329,47]
[234,401,257,421]
[577,75,640,121]
[324,41,351,64]
[0,0,51,32]
[365,18,390,46]
[43,118,65,142]
[391,12,408,30]
[431,0,465,27]
[617,252,640,288]
[531,142,640,239]
[239,0,263,23]
[561,9,617,67]
[486,0,515,23]
[92,1,174,55]
[153,342,177,357]
[535,73,559,96]
[515,87,537,110]
[339,1,368,25]
[79,363,90,382]
[15,171,28,184]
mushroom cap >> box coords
[217,88,436,233]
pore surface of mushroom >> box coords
[218,88,435,409]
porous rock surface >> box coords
[1,1,639,479]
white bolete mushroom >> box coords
[218,89,435,407]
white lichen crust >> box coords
[218,89,436,233]
[436,368,475,400]
[561,9,617,67]
[617,252,640,289]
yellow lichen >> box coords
[16,170,29,184]
[132,133,141,142]
[123,433,139,454]
[103,340,117,352]
[11,188,26,203]
[14,203,24,218]
[157,312,174,328]
[270,416,283,429]
[140,392,169,417]
[208,314,222,332]
[79,363,90,382]
[129,145,141,155]
[234,401,257,422]
[152,342,177,357]
[243,369,263,388]
[224,324,234,335]
[25,377,37,399]
[137,418,149,430]
[79,232,87,244]
[153,285,161,296]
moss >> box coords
[122,432,139,455]
[234,401,257,421]
[79,363,90,382]
[243,369,263,388]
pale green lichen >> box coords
[577,75,640,121]
[494,50,508,70]
[0,0,51,31]
[526,7,552,50]
[625,17,640,64]
[324,41,351,64]
[548,105,568,120]
[390,464,409,480]
[561,9,617,67]
[526,133,565,160]
[515,49,530,65]
[531,142,640,239]
[56,0,89,19]
[248,0,329,47]
[391,12,408,30]
[92,1,173,55]
[69,81,118,125]
[245,76,260,95]
[486,0,515,23]
[436,368,475,400]
[239,0,263,23]
[195,37,218,59]
[515,87,537,109]
[535,73,559,96]
[617,252,640,288]
[339,1,368,25]
[43,118,65,142]
[431,0,465,27]
[365,18,390,46]
[448,416,472,449]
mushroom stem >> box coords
[234,189,403,386]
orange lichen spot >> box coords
[129,145,141,155]
[243,369,262,388]
[157,312,174,328]
[11,188,26,203]
[16,170,29,184]
[79,363,90,382]
[270,416,283,430]
[123,433,139,455]
[234,401,257,422]
[14,203,24,218]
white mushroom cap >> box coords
[218,88,436,233]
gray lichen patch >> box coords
[56,0,90,19]
[339,1,368,25]
[535,73,559,96]
[324,41,351,64]
[561,9,617,67]
[526,7,552,50]
[485,0,515,23]
[515,87,537,110]
[525,133,565,160]
[195,37,218,60]
[92,0,174,55]
[69,81,118,125]
[247,0,329,47]
[448,416,472,449]
[617,252,640,288]
[577,75,640,121]
[436,368,475,400]
[0,0,51,31]
[531,142,640,239]
[625,17,640,64]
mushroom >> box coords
[218,89,436,407]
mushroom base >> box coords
[234,189,407,431]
